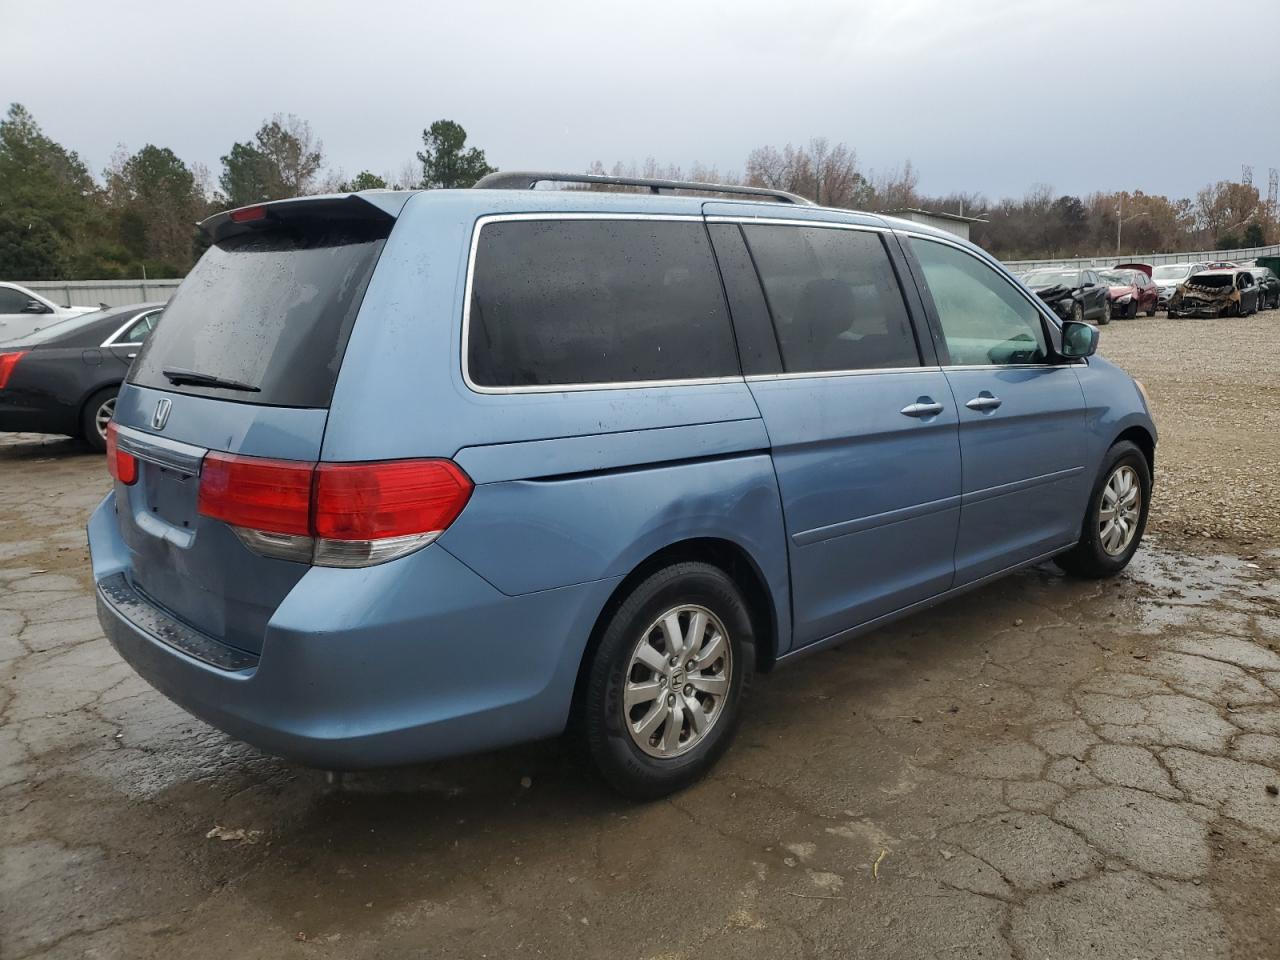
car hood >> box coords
[1031,283,1075,298]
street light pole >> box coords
[1116,196,1123,255]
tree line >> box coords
[0,107,496,280]
[1,103,1273,280]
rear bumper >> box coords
[89,494,619,768]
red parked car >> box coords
[1099,269,1158,318]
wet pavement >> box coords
[2,434,1279,959]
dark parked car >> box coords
[1021,268,1112,324]
[0,303,164,450]
[1246,265,1279,310]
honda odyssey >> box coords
[88,172,1156,799]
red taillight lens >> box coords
[197,452,313,536]
[0,351,27,389]
[195,454,473,566]
[229,204,267,223]
[314,460,473,540]
[105,423,137,485]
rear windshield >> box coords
[130,225,386,407]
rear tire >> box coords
[1054,440,1151,579]
[583,562,754,800]
[79,387,118,453]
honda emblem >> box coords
[152,397,172,430]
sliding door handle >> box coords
[900,399,944,419]
[965,392,1003,412]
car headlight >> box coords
[1116,294,1132,303]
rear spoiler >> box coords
[198,192,412,244]
[1113,262,1152,277]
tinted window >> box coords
[910,238,1048,366]
[130,225,387,407]
[467,220,737,387]
[741,225,919,373]
[0,288,31,313]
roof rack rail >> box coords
[474,170,813,205]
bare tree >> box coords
[746,139,869,207]
[869,160,919,212]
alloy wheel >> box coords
[623,604,733,759]
[1099,464,1141,556]
[94,396,116,441]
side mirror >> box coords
[22,299,51,314]
[1060,320,1099,359]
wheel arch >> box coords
[1113,424,1155,475]
[78,379,123,419]
[570,537,781,718]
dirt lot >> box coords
[2,313,1278,959]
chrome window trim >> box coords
[460,213,742,395]
[705,215,886,235]
[101,308,161,348]
[745,365,940,383]
[942,363,1080,372]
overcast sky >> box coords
[8,0,1277,204]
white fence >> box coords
[15,278,182,309]
[1003,242,1280,271]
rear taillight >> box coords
[196,454,473,568]
[105,423,138,485]
[198,453,313,536]
[0,351,27,389]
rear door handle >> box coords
[900,398,944,418]
[965,393,1002,412]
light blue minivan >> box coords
[88,172,1155,798]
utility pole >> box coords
[1116,195,1122,255]
[1269,169,1278,218]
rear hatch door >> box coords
[110,196,398,655]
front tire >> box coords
[584,562,754,800]
[1098,298,1112,325]
[1055,440,1151,579]
[80,387,118,453]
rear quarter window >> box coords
[466,219,739,388]
[129,225,387,408]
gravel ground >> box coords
[1098,310,1280,548]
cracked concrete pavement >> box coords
[2,312,1280,958]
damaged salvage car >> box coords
[1021,268,1112,325]
[1167,268,1260,318]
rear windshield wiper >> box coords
[161,367,261,393]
